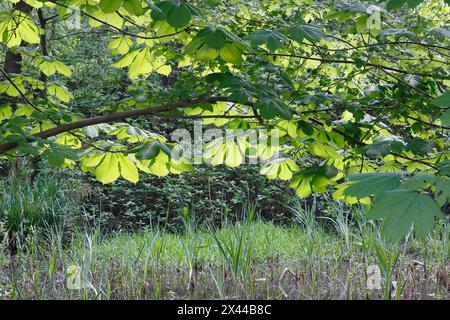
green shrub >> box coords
[0,172,78,250]
[81,165,295,231]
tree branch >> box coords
[252,52,436,77]
[50,1,190,40]
[0,96,230,154]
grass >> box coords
[0,217,448,300]
[0,173,78,254]
[0,173,448,300]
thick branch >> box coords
[0,97,229,154]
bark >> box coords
[2,1,33,256]
[29,8,51,183]
[37,8,49,85]
[1,1,34,109]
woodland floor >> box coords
[0,219,448,300]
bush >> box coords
[81,165,295,231]
[0,171,78,252]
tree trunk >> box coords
[37,8,49,85]
[29,8,52,184]
[2,1,33,257]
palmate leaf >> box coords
[95,153,139,184]
[289,166,337,198]
[435,92,450,126]
[260,158,299,180]
[438,160,450,176]
[108,37,133,55]
[370,190,443,241]
[36,59,72,77]
[128,47,153,79]
[385,0,423,10]
[99,0,122,13]
[435,177,450,207]
[405,138,431,156]
[219,44,242,64]
[401,174,435,190]
[123,0,145,16]
[441,109,450,126]
[150,1,173,20]
[135,141,160,160]
[203,137,248,167]
[362,141,392,157]
[0,105,12,121]
[255,98,292,120]
[96,153,120,184]
[244,30,287,51]
[45,149,65,167]
[47,84,73,102]
[344,173,402,198]
[167,3,192,29]
[205,28,226,49]
[287,25,324,43]
[186,27,243,65]
[432,92,450,107]
[117,154,139,183]
[386,0,408,10]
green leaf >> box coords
[203,138,247,168]
[150,1,172,20]
[297,120,314,136]
[17,142,40,156]
[355,15,368,33]
[83,126,99,138]
[47,84,73,103]
[401,174,435,190]
[167,3,192,29]
[244,30,286,51]
[363,141,392,157]
[135,142,160,160]
[17,17,40,45]
[58,147,80,161]
[440,109,450,126]
[287,24,324,43]
[46,149,65,167]
[432,92,450,107]
[99,0,122,13]
[118,154,139,183]
[255,98,292,120]
[344,173,402,198]
[405,138,431,156]
[260,158,299,180]
[439,160,450,176]
[407,0,422,8]
[128,47,153,79]
[205,28,226,49]
[96,153,120,184]
[386,0,408,11]
[194,46,219,62]
[435,177,450,207]
[0,105,12,121]
[123,0,145,16]
[219,44,242,65]
[289,166,336,198]
[370,190,443,241]
[54,61,72,77]
[158,142,173,156]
